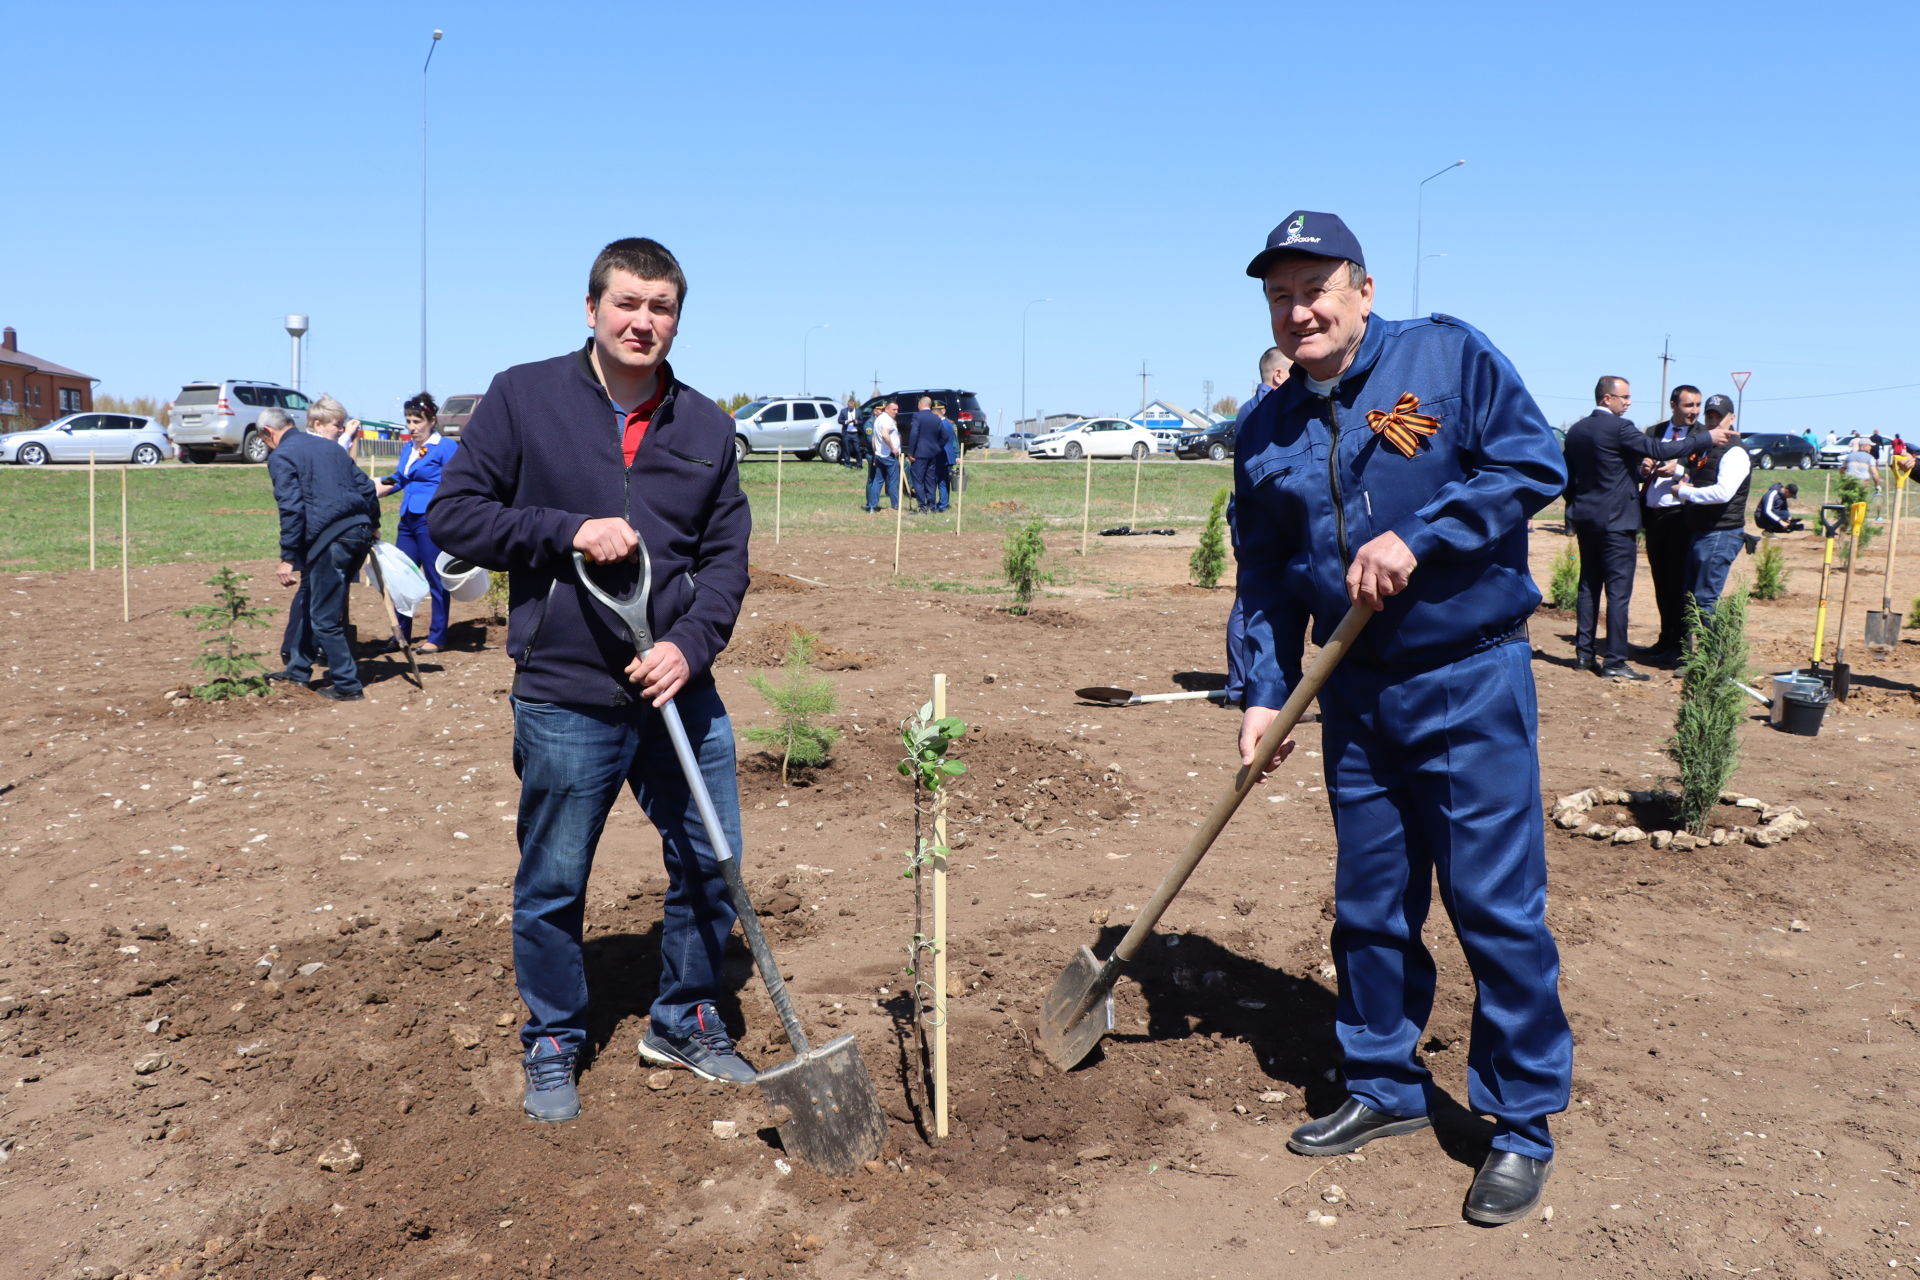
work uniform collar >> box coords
[1269,316,1384,413]
[575,339,679,422]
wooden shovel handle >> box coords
[1107,602,1373,967]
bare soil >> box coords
[2,522,1918,1280]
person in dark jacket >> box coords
[262,407,380,700]
[1638,386,1705,663]
[903,396,944,512]
[1561,378,1726,678]
[430,237,755,1125]
[375,392,461,652]
[1754,481,1804,533]
[1671,394,1751,622]
[837,396,862,468]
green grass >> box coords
[0,465,284,572]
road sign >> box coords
[1730,371,1752,391]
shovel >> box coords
[1038,602,1372,1071]
[1808,504,1845,676]
[361,546,424,690]
[1829,501,1867,700]
[1076,685,1234,707]
[572,547,888,1175]
[1865,464,1909,648]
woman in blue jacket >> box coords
[377,392,461,651]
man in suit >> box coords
[1561,377,1728,680]
[1637,385,1704,664]
[902,395,945,513]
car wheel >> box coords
[734,435,750,464]
[1208,441,1228,462]
[1130,441,1149,460]
[818,436,842,464]
[1064,441,1083,460]
[1757,453,1773,470]
[1798,455,1813,470]
[132,444,162,466]
[242,430,269,464]
[17,443,47,466]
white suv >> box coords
[730,397,848,464]
[171,380,310,463]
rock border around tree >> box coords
[1550,787,1810,850]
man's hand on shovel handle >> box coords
[1239,706,1296,778]
[573,517,639,563]
[1346,530,1416,611]
[626,640,689,706]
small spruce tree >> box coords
[1667,589,1750,835]
[743,629,841,784]
[1751,537,1789,600]
[178,566,274,700]
[1190,488,1230,588]
[1002,519,1050,614]
[1548,540,1580,611]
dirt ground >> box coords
[3,518,1918,1280]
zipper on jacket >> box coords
[1324,396,1354,569]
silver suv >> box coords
[729,397,849,464]
[171,380,310,463]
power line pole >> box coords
[1656,335,1674,418]
[1139,361,1150,413]
[871,371,880,397]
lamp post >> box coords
[419,28,442,396]
[1412,159,1464,317]
[1020,297,1051,431]
[803,323,828,394]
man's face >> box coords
[1706,409,1730,432]
[586,268,681,383]
[1602,382,1632,416]
[1671,390,1701,427]
[1262,258,1374,381]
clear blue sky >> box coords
[8,1,1917,436]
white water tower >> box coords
[285,314,309,391]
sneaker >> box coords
[263,668,306,684]
[522,1037,580,1122]
[639,1004,758,1083]
[318,686,364,702]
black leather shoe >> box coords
[263,669,305,683]
[1286,1097,1431,1156]
[1464,1150,1552,1224]
[318,686,364,702]
[1598,662,1651,681]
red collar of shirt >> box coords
[621,384,666,467]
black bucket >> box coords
[1777,686,1831,737]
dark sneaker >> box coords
[522,1037,580,1123]
[639,1004,758,1083]
[318,686,364,702]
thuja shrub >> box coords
[1667,589,1750,835]
[1190,488,1230,588]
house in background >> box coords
[1128,399,1212,452]
[0,327,96,429]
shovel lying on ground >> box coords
[1865,464,1910,648]
[572,547,888,1175]
[1075,685,1234,707]
[1039,602,1373,1071]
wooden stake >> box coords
[894,463,912,574]
[932,672,950,1140]
[89,451,97,570]
[1080,448,1094,554]
[120,467,130,622]
[774,449,783,544]
[1130,447,1144,527]
[954,448,965,534]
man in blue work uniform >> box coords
[1234,211,1572,1224]
[1224,347,1292,705]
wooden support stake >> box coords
[954,448,965,535]
[1080,449,1094,554]
[1131,447,1144,527]
[774,449,783,544]
[894,463,913,574]
[120,467,130,622]
[932,672,950,1140]
[89,451,97,570]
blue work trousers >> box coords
[866,455,899,510]
[509,681,743,1054]
[1686,526,1744,622]
[396,511,449,646]
[1317,639,1571,1161]
[283,529,371,696]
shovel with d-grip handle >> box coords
[570,546,888,1176]
[1038,602,1373,1072]
[1865,462,1910,648]
[1809,503,1847,679]
[361,545,423,690]
[1828,501,1868,700]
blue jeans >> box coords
[284,527,372,695]
[509,681,743,1054]
[396,510,448,646]
[1686,526,1744,621]
[866,455,899,510]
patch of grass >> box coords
[0,466,286,572]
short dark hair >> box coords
[404,391,438,422]
[1594,376,1628,404]
[1670,384,1701,406]
[588,237,688,308]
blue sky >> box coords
[8,1,1917,436]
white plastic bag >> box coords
[370,540,428,617]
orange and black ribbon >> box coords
[1364,392,1440,458]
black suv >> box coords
[1174,420,1237,461]
[860,389,989,450]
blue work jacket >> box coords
[1233,314,1566,708]
[383,435,460,517]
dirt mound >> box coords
[728,620,877,670]
[748,566,816,593]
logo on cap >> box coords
[1287,214,1305,236]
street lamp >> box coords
[1020,297,1051,431]
[803,323,828,394]
[1412,159,1464,317]
[420,28,442,396]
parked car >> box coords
[730,396,847,463]
[1175,420,1237,461]
[1739,433,1818,471]
[170,379,309,463]
[1026,417,1158,460]
[438,393,483,438]
[0,412,172,466]
[859,389,989,451]
[1818,436,1868,468]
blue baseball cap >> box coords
[1246,210,1367,278]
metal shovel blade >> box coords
[1864,609,1902,648]
[1037,944,1118,1070]
[756,1033,890,1176]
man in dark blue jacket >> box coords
[263,408,379,700]
[903,396,945,512]
[1562,378,1726,678]
[1234,211,1567,1224]
[430,237,755,1124]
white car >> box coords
[0,412,172,466]
[1026,417,1158,460]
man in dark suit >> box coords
[1636,385,1703,664]
[1561,377,1728,679]
[902,396,945,513]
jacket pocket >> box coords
[667,447,713,468]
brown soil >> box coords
[2,521,1918,1280]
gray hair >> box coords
[308,394,347,428]
[258,407,295,432]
